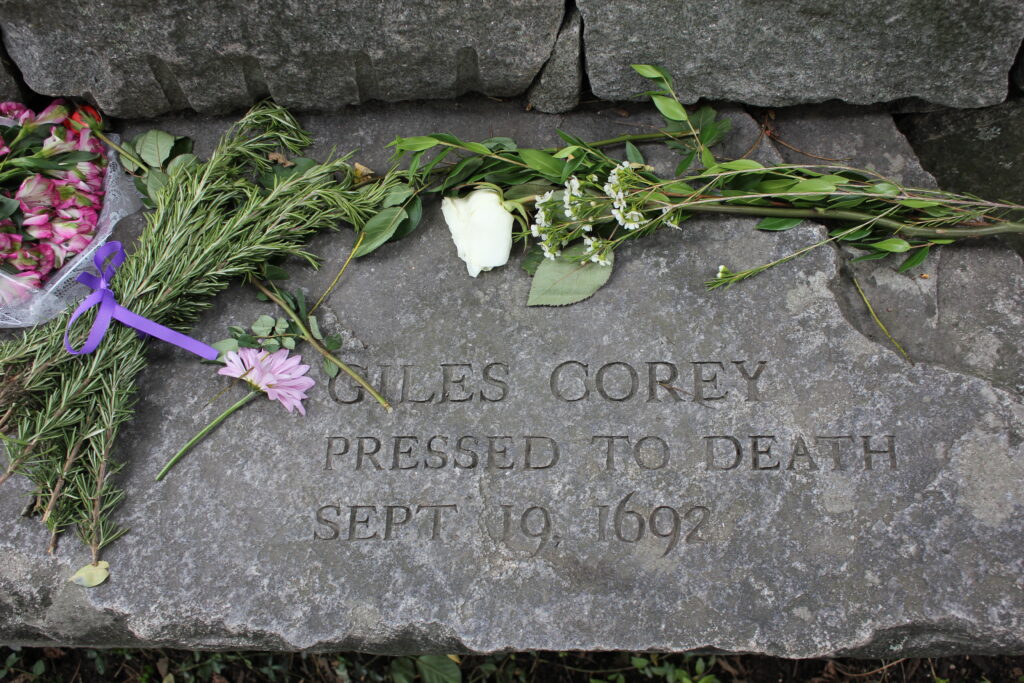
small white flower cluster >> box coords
[531,191,563,259]
[582,235,612,266]
[661,206,681,230]
[563,175,582,219]
[603,161,650,232]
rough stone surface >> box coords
[0,53,20,102]
[528,9,582,114]
[1,102,1023,655]
[0,1,565,118]
[578,0,1024,108]
[770,104,1024,392]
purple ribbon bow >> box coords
[64,241,219,360]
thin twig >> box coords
[852,277,912,363]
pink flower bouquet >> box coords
[0,100,135,326]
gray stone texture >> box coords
[0,53,20,102]
[0,1,565,118]
[770,104,1024,392]
[2,102,1024,656]
[528,9,583,114]
[578,0,1024,108]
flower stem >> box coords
[311,231,364,315]
[155,390,259,481]
[251,279,393,412]
[667,202,1024,239]
[92,128,148,174]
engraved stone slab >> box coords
[1,103,1023,656]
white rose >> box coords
[440,189,513,277]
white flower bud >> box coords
[441,189,514,277]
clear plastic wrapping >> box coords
[0,131,138,328]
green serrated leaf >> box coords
[528,246,614,307]
[262,339,281,352]
[354,206,408,258]
[323,359,340,378]
[211,338,239,356]
[415,655,462,683]
[274,317,289,335]
[166,153,198,175]
[118,140,141,174]
[133,129,177,168]
[756,217,803,231]
[282,336,296,350]
[251,314,275,336]
[262,264,290,281]
[521,246,545,276]
[146,169,170,200]
[324,334,343,351]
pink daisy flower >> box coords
[219,348,315,415]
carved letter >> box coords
[692,362,728,402]
[704,435,742,470]
[454,435,480,469]
[324,436,349,471]
[633,436,670,470]
[416,504,458,540]
[481,362,510,402]
[441,363,475,402]
[786,436,818,471]
[348,505,378,540]
[751,435,779,470]
[596,362,639,402]
[391,435,419,470]
[487,436,515,469]
[356,436,383,470]
[816,435,854,471]
[550,361,589,401]
[425,435,449,469]
[733,360,768,402]
[327,364,367,404]
[314,504,341,540]
[400,365,436,403]
[384,505,412,540]
[863,435,897,470]
[525,436,560,469]
[646,362,684,402]
[592,435,631,470]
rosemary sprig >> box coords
[0,103,397,565]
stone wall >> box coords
[1,0,1023,115]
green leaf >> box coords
[714,159,764,172]
[146,169,170,200]
[323,359,340,378]
[324,334,343,351]
[262,264,290,280]
[262,339,280,352]
[415,655,462,683]
[625,141,645,164]
[308,314,323,340]
[518,148,564,178]
[899,198,940,208]
[631,64,672,83]
[55,150,100,164]
[440,157,483,192]
[652,95,688,122]
[631,657,650,669]
[528,245,614,307]
[898,245,931,272]
[552,145,578,159]
[118,141,141,173]
[251,314,275,336]
[482,136,517,151]
[274,317,289,335]
[390,195,423,242]
[0,195,18,220]
[868,182,901,197]
[165,153,198,175]
[504,181,556,201]
[354,206,407,257]
[851,251,891,262]
[390,657,416,683]
[211,338,239,356]
[393,135,439,152]
[521,246,545,276]
[791,178,837,194]
[699,147,716,169]
[134,129,177,168]
[282,336,296,350]
[69,561,109,588]
[929,239,955,245]
[756,217,803,231]
[870,238,912,253]
[382,184,415,208]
